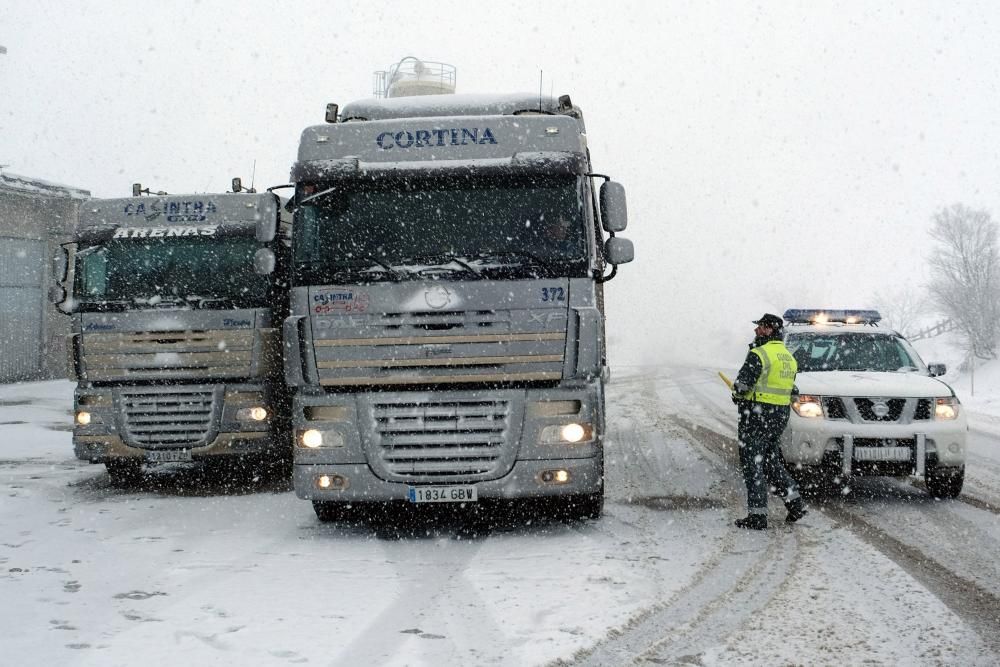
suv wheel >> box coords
[926,465,964,499]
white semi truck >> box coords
[52,188,291,484]
[284,59,634,521]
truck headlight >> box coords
[75,411,92,426]
[300,429,324,448]
[540,423,593,444]
[791,395,823,419]
[934,397,960,421]
[297,429,345,448]
[236,407,268,421]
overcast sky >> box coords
[2,1,999,367]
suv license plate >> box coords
[408,486,478,503]
[146,450,193,463]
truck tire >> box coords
[313,500,349,523]
[563,491,603,520]
[105,459,143,486]
[926,465,964,499]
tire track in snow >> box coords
[564,373,801,665]
[681,412,1000,652]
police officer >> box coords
[732,313,808,530]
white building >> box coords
[0,172,89,381]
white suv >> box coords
[780,309,966,498]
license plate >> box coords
[145,450,193,463]
[854,446,911,462]
[407,486,478,503]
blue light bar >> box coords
[783,309,881,325]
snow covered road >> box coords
[2,372,999,665]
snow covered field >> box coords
[2,360,1000,665]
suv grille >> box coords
[854,398,906,422]
[823,397,847,419]
[119,388,217,448]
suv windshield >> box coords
[73,236,269,310]
[785,332,926,373]
[292,173,588,285]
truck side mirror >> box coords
[254,248,276,275]
[48,284,67,305]
[53,246,69,283]
[927,363,946,377]
[232,177,243,193]
[604,237,634,265]
[256,197,277,243]
[599,181,628,233]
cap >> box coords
[752,313,784,329]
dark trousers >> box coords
[737,401,800,514]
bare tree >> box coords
[870,287,929,338]
[927,204,1000,359]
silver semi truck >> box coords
[285,81,634,520]
[52,191,291,484]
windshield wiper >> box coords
[132,295,186,308]
[464,250,547,267]
[391,255,482,280]
[186,295,240,309]
[74,298,130,312]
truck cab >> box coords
[53,191,291,484]
[284,67,633,521]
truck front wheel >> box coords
[563,490,603,520]
[105,459,143,486]
[313,500,350,523]
[926,466,964,499]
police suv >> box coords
[780,309,966,498]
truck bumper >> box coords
[74,431,280,463]
[294,456,603,502]
[72,381,287,463]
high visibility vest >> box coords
[742,340,797,405]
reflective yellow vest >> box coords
[742,340,797,405]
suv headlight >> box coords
[934,396,960,421]
[791,395,824,419]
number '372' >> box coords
[541,287,566,302]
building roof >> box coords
[0,171,90,200]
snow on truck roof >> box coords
[339,92,584,128]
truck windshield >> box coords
[292,173,588,285]
[73,237,269,310]
[784,332,926,373]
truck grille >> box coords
[370,397,513,481]
[119,388,218,449]
[82,329,256,381]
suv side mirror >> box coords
[604,237,634,265]
[254,248,276,275]
[599,181,628,233]
[232,177,243,193]
[928,363,946,377]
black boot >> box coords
[785,497,808,523]
[734,514,767,530]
